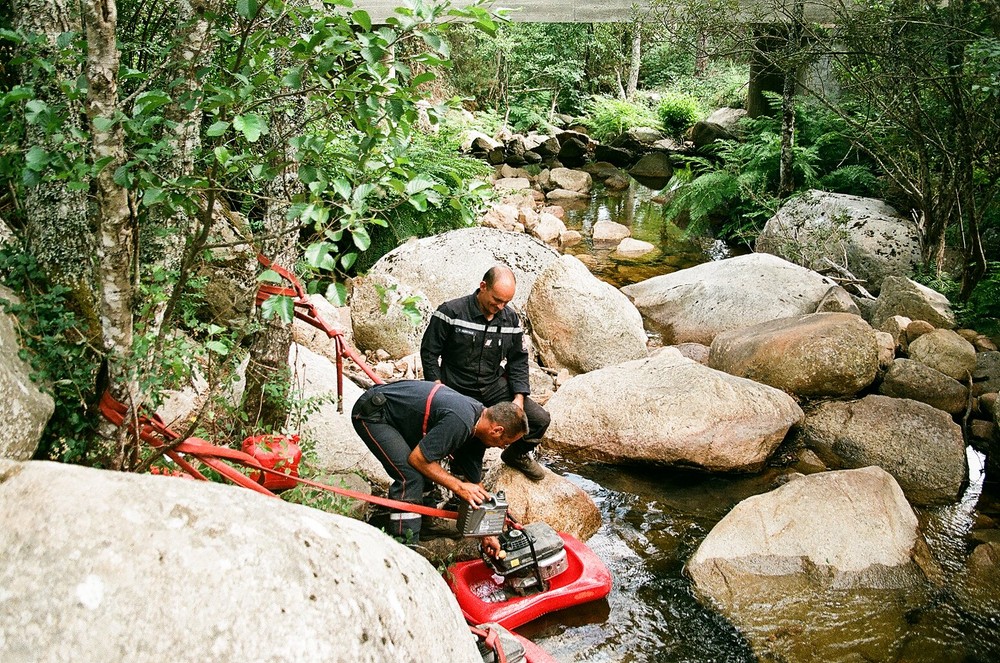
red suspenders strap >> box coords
[422,383,444,437]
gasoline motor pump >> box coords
[456,491,569,598]
[482,522,568,596]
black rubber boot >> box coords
[501,440,545,482]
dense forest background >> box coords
[0,0,998,475]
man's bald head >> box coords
[477,265,516,319]
[483,265,516,289]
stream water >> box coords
[519,450,999,663]
[515,182,1000,661]
[557,180,741,288]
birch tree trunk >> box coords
[143,0,218,364]
[778,68,797,197]
[626,26,641,100]
[83,0,139,468]
[15,0,96,323]
[694,30,708,78]
[779,1,804,198]
[240,152,300,435]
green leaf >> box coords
[422,33,444,54]
[281,67,302,89]
[56,31,77,49]
[340,252,357,270]
[299,165,318,184]
[92,116,116,132]
[405,174,436,195]
[24,99,49,124]
[233,114,267,143]
[412,72,436,86]
[325,282,349,306]
[142,187,166,206]
[25,146,50,171]
[2,86,33,105]
[113,164,133,187]
[332,178,352,200]
[305,242,337,271]
[213,146,231,165]
[133,90,172,117]
[206,121,229,137]
[351,183,375,207]
[236,0,259,20]
[261,294,294,323]
[257,269,284,284]
[353,10,372,32]
[351,227,371,251]
[205,340,230,356]
[407,194,428,212]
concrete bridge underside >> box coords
[357,0,839,24]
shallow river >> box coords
[520,450,999,662]
[515,182,1000,662]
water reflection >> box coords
[527,451,1000,662]
[560,180,735,288]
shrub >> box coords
[0,248,102,464]
[585,96,659,142]
[640,40,697,89]
[660,62,748,110]
[656,93,704,137]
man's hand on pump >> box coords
[481,535,501,558]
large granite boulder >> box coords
[0,286,55,460]
[687,467,940,663]
[871,276,956,329]
[292,344,391,487]
[0,459,480,662]
[688,467,935,596]
[703,107,747,133]
[526,255,647,375]
[755,190,921,293]
[878,359,969,414]
[351,228,559,357]
[708,312,878,399]
[543,349,803,472]
[291,293,355,360]
[548,167,592,193]
[485,465,602,541]
[592,220,631,245]
[796,395,967,505]
[907,328,977,381]
[621,253,844,345]
[972,351,1000,397]
[627,152,673,185]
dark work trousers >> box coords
[351,415,423,544]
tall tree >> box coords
[13,0,96,319]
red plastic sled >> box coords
[447,532,612,631]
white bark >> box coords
[626,26,641,99]
[240,33,304,434]
[15,0,94,289]
[145,0,218,348]
[84,0,139,463]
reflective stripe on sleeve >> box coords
[431,310,522,335]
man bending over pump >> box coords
[352,379,527,549]
[420,265,550,481]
